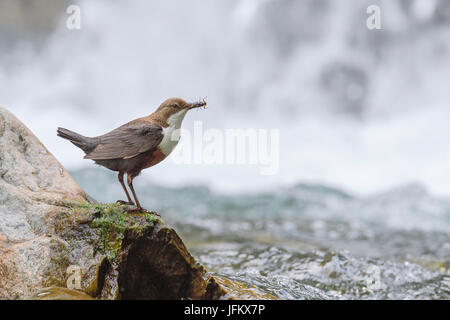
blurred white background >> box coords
[1,0,450,196]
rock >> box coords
[0,106,89,299]
[54,202,227,300]
[0,106,227,300]
[214,277,278,300]
[31,287,95,300]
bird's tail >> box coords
[57,127,97,154]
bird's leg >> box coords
[125,174,160,216]
[116,171,134,205]
[127,174,142,208]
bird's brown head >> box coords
[151,97,207,127]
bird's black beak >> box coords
[187,99,207,110]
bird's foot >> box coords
[116,200,135,205]
[126,207,160,217]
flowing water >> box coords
[1,0,450,299]
[72,168,450,299]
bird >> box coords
[57,97,207,213]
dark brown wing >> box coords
[84,120,163,160]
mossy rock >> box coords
[51,201,226,300]
[67,202,160,263]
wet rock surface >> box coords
[32,287,95,300]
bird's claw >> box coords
[116,200,135,205]
[126,207,160,217]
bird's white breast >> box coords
[158,109,187,156]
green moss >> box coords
[68,202,160,263]
[91,205,127,262]
[144,212,159,224]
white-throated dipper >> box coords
[57,97,207,213]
